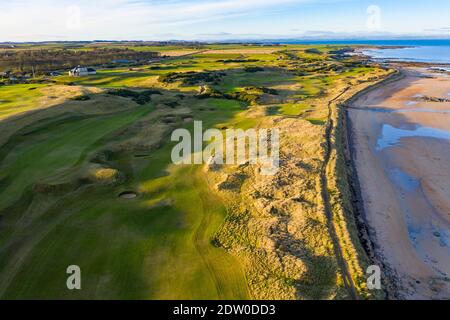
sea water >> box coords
[278,39,450,65]
[376,124,450,151]
[362,46,450,64]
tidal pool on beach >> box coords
[376,124,450,151]
[399,108,450,115]
[388,168,420,192]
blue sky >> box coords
[2,0,450,41]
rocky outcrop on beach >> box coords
[415,95,450,103]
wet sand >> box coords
[349,68,450,299]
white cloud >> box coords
[2,0,446,42]
[0,0,318,41]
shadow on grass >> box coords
[0,83,252,299]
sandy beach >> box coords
[348,67,450,299]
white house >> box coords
[69,66,97,77]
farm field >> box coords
[0,43,391,299]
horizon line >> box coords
[2,37,450,45]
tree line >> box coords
[0,48,160,75]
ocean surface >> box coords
[362,46,450,64]
[279,39,450,65]
[280,39,450,47]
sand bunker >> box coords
[162,116,177,124]
[134,153,152,158]
[118,191,138,199]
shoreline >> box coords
[340,70,405,299]
[351,47,450,69]
[343,63,450,299]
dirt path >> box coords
[321,88,358,300]
[347,67,450,299]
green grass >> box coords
[0,96,250,299]
[55,69,159,88]
[137,159,249,299]
[278,103,311,116]
[0,84,48,119]
[0,43,389,300]
[306,118,326,125]
[0,108,151,211]
[0,146,249,299]
[216,69,293,92]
